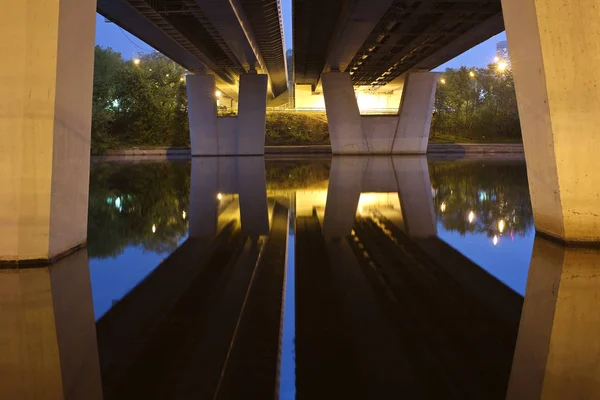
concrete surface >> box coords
[237,74,268,155]
[502,0,600,242]
[322,72,369,154]
[0,0,96,261]
[392,72,439,154]
[187,74,218,156]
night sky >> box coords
[95,0,507,71]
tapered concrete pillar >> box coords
[501,0,600,242]
[237,74,268,155]
[392,72,438,154]
[394,156,437,237]
[322,72,369,154]
[507,237,600,399]
[0,0,96,261]
[0,249,102,399]
[187,74,218,156]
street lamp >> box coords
[133,58,141,65]
[440,78,446,85]
[215,90,222,98]
[469,71,476,78]
[497,61,508,73]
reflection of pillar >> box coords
[394,156,437,238]
[0,0,96,261]
[392,72,439,154]
[322,72,369,154]
[190,158,219,237]
[187,74,218,156]
[0,249,102,399]
[502,0,600,242]
[237,157,270,236]
[508,237,600,399]
[322,157,367,237]
[190,157,269,237]
[237,74,268,155]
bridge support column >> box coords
[322,72,369,154]
[321,72,437,155]
[187,74,218,156]
[237,74,268,155]
[502,0,600,242]
[392,72,438,154]
[0,0,96,261]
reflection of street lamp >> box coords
[182,210,186,220]
[498,219,505,233]
[152,224,156,233]
[468,211,475,223]
[133,58,141,65]
[217,193,223,201]
[440,202,447,213]
[493,235,499,246]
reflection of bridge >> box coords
[4,156,600,398]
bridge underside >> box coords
[294,0,503,91]
[97,0,288,99]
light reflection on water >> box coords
[87,157,534,319]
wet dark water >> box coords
[16,155,593,400]
[83,156,535,399]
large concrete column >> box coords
[236,74,268,155]
[392,72,438,154]
[501,0,600,243]
[0,249,102,399]
[0,0,96,261]
[507,237,600,399]
[322,72,369,154]
[187,74,218,156]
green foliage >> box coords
[265,112,329,145]
[91,47,189,153]
[431,65,521,142]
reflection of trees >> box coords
[429,161,533,237]
[265,161,330,190]
[88,161,191,258]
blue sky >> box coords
[95,0,507,70]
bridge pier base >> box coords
[187,73,268,156]
[321,72,438,155]
[502,0,600,243]
[0,0,96,262]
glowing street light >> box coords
[215,90,222,98]
[182,210,186,220]
[152,224,156,233]
[440,78,446,85]
[469,71,476,78]
[440,202,447,213]
[497,61,508,73]
[133,58,141,65]
[180,76,185,82]
[217,193,223,201]
[468,211,475,224]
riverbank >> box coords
[97,143,524,158]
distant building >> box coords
[496,40,510,63]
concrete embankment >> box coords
[94,143,524,159]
